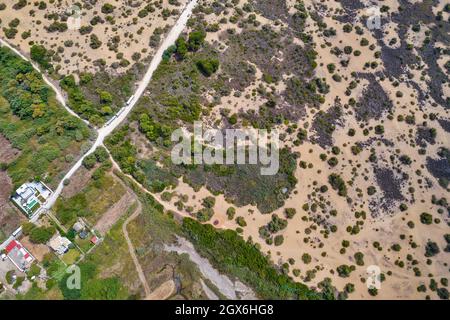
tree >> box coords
[196,208,214,222]
[90,34,102,49]
[175,37,188,59]
[354,252,365,266]
[425,241,440,257]
[202,196,216,209]
[337,265,354,277]
[188,30,206,51]
[437,288,449,300]
[226,207,236,220]
[284,208,297,219]
[302,253,312,264]
[274,235,284,246]
[420,212,433,225]
[94,146,109,163]
[196,58,219,77]
[101,4,115,14]
[328,174,347,197]
[82,154,97,169]
[30,45,51,69]
[235,217,247,227]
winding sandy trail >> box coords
[122,200,151,296]
[109,156,189,221]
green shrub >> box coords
[182,218,324,299]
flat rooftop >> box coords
[11,181,53,217]
[5,240,34,272]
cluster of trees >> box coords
[138,113,171,142]
[105,125,145,184]
[166,95,202,122]
[82,146,110,170]
[166,30,220,77]
[164,29,207,61]
[259,214,288,245]
[60,75,105,125]
[336,264,356,278]
[30,45,53,70]
[13,0,27,10]
[196,196,216,222]
[0,47,49,120]
[182,217,326,300]
[328,174,347,197]
[22,222,56,244]
[47,21,67,33]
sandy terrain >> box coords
[145,280,176,300]
[20,236,51,262]
[138,0,450,300]
[0,0,188,75]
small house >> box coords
[48,235,72,255]
[11,181,53,217]
[90,235,99,245]
[73,221,85,233]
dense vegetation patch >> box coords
[0,46,91,188]
[182,217,331,300]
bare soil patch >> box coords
[95,187,135,235]
[0,171,24,242]
[0,134,20,164]
[20,236,51,262]
[61,167,93,198]
[145,280,176,300]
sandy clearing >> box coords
[0,0,188,75]
[145,280,176,300]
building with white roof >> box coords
[48,235,72,255]
[11,181,53,217]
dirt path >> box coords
[94,187,135,235]
[122,200,151,297]
[109,157,190,222]
[144,280,176,300]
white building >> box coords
[48,235,72,255]
[11,181,53,217]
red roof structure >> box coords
[90,236,98,244]
[5,240,18,253]
[5,240,34,271]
